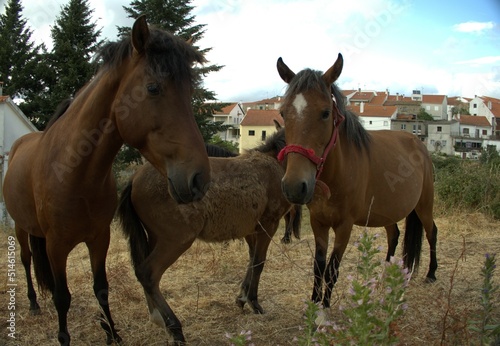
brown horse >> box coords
[117,129,293,344]
[276,53,438,308]
[2,16,210,345]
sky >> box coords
[5,0,500,102]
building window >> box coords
[434,106,439,111]
[401,124,406,130]
[482,130,487,135]
[249,130,255,136]
[426,105,431,110]
[441,140,447,147]
[261,130,266,141]
[463,128,469,136]
[369,121,373,125]
[383,121,388,126]
[437,126,442,132]
[473,103,477,108]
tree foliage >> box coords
[0,0,47,127]
[49,0,102,112]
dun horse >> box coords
[117,129,294,344]
[276,53,438,307]
[3,16,210,345]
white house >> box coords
[348,103,398,130]
[212,102,245,145]
[0,94,38,218]
[421,95,448,120]
[426,120,459,155]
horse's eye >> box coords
[321,110,330,120]
[147,83,160,95]
[280,112,285,118]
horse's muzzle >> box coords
[281,176,315,205]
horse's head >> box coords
[276,54,344,204]
[111,16,210,203]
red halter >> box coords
[277,94,345,198]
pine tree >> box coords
[49,0,102,111]
[0,0,45,101]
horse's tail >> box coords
[403,209,423,272]
[292,205,302,239]
[29,235,55,294]
[117,181,150,270]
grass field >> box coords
[0,205,499,345]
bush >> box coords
[433,155,500,219]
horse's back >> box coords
[366,130,433,223]
[4,132,44,235]
[131,152,288,243]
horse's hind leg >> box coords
[136,241,194,344]
[86,231,122,345]
[237,225,274,314]
[281,211,293,244]
[422,220,438,282]
[385,223,400,262]
[16,227,40,314]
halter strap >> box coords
[277,93,345,198]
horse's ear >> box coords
[273,119,282,130]
[277,57,296,84]
[186,37,194,45]
[322,53,343,86]
[132,15,150,54]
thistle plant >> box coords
[469,253,499,345]
[225,330,254,346]
[297,230,410,346]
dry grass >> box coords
[0,206,499,345]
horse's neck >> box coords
[47,71,124,183]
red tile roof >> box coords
[347,105,397,117]
[459,115,491,127]
[214,103,238,114]
[422,95,446,104]
[479,96,500,117]
[0,95,8,103]
[350,91,375,102]
[240,109,283,126]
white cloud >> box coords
[456,56,500,66]
[453,21,495,33]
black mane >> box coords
[283,68,371,151]
[44,98,72,130]
[95,27,205,85]
[205,144,238,157]
[253,127,286,157]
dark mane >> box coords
[331,83,371,151]
[95,27,205,85]
[205,144,238,157]
[44,98,72,130]
[284,68,371,152]
[252,127,286,156]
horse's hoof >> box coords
[30,308,41,316]
[106,333,122,345]
[424,276,436,284]
[281,237,291,244]
[236,297,246,310]
[248,299,264,314]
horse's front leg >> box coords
[310,218,330,305]
[323,221,353,308]
[16,227,41,314]
[86,232,122,345]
